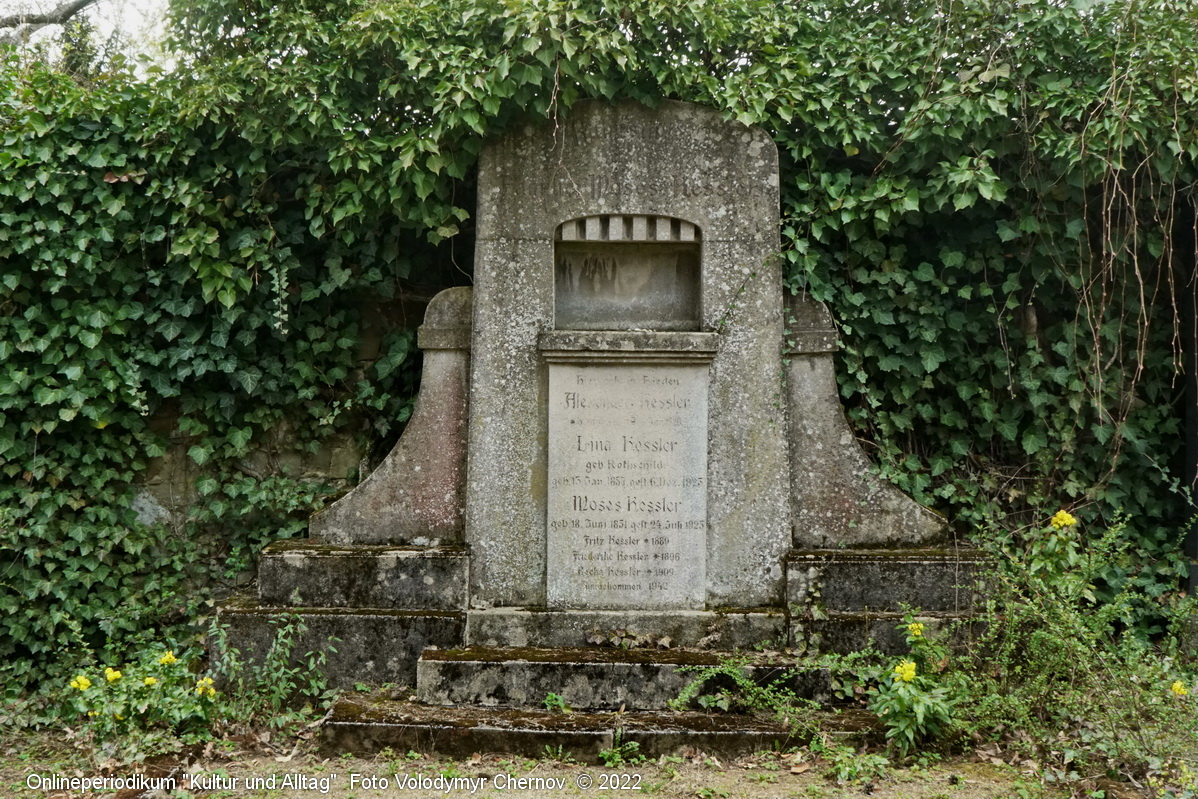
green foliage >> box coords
[0,35,421,684]
[62,646,216,764]
[542,692,571,714]
[55,615,335,766]
[542,744,576,763]
[868,616,961,759]
[209,615,337,731]
[3,0,1197,686]
[810,735,890,785]
[598,737,644,768]
[960,517,1198,791]
[670,656,819,735]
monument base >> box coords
[465,608,785,651]
[320,696,879,760]
[216,541,983,690]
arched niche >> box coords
[554,215,702,331]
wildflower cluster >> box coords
[893,660,917,683]
[63,647,218,762]
[1170,680,1190,697]
[1050,510,1078,529]
[868,613,960,759]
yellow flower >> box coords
[1050,510,1077,529]
[104,667,122,683]
[195,677,216,698]
[894,660,917,683]
[87,710,97,717]
[113,713,124,720]
[144,677,158,687]
[69,675,92,691]
[1170,680,1189,697]
[907,622,925,638]
[158,651,178,666]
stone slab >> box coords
[258,541,468,610]
[416,646,833,710]
[323,698,613,760]
[790,611,980,656]
[217,596,465,688]
[546,361,708,610]
[322,697,876,760]
[555,240,701,330]
[785,549,984,613]
[466,608,787,651]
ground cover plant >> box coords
[670,512,1198,796]
[1,0,1197,790]
[1,614,337,769]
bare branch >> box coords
[0,0,102,46]
[0,0,98,28]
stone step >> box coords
[322,695,879,760]
[790,610,980,656]
[217,596,464,689]
[258,540,468,610]
[786,548,984,613]
[416,646,832,711]
[466,607,787,651]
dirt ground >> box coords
[2,737,1074,799]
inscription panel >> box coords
[546,363,707,610]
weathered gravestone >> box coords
[221,100,981,756]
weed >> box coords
[209,615,338,732]
[542,692,571,714]
[54,613,337,766]
[960,517,1198,791]
[598,738,643,768]
[542,744,576,763]
[670,656,819,736]
[811,735,889,784]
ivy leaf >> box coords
[227,426,252,450]
[187,445,211,466]
[1022,430,1048,455]
[231,370,261,394]
[32,387,59,405]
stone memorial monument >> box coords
[222,100,979,756]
